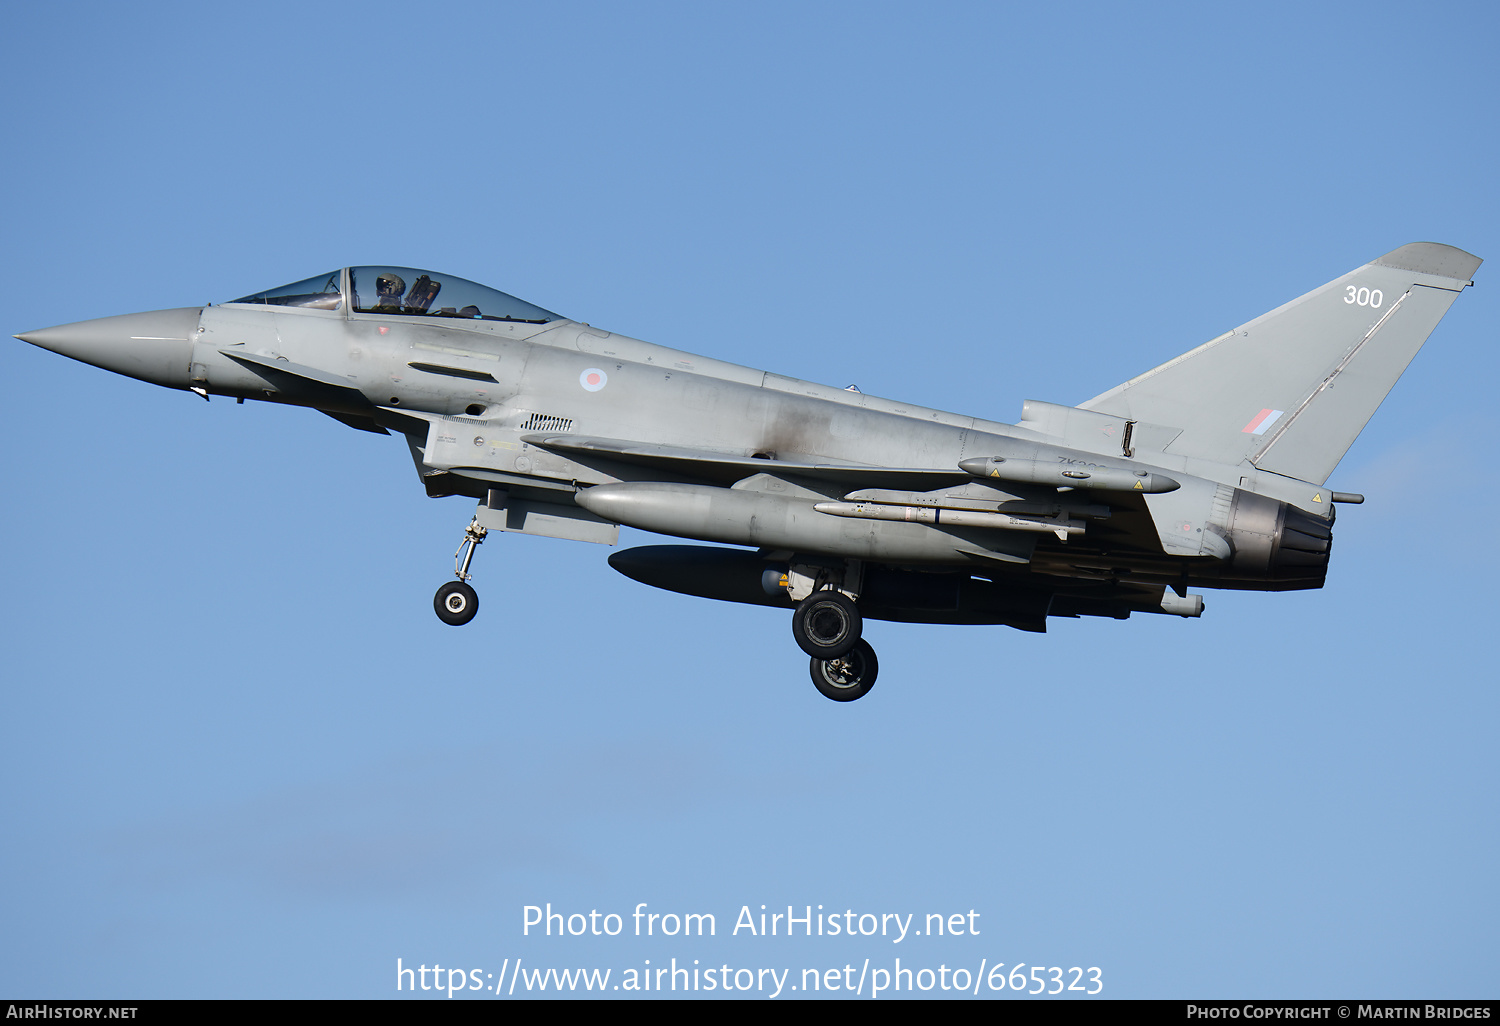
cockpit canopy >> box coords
[231,271,343,310]
[229,267,563,323]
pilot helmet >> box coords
[376,272,407,299]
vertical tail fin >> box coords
[1080,243,1481,484]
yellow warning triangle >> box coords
[1313,492,1322,503]
[1134,480,1144,490]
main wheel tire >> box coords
[434,581,479,626]
[810,639,878,702]
[791,590,862,659]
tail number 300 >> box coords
[1345,285,1383,307]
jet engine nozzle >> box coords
[1219,489,1334,589]
[15,308,201,390]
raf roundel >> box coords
[580,367,608,392]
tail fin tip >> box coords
[1373,242,1481,282]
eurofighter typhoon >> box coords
[15,244,1480,701]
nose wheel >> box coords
[434,581,478,625]
[434,516,487,626]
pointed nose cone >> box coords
[15,308,202,389]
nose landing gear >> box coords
[433,516,486,626]
[434,580,478,625]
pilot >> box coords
[372,272,407,313]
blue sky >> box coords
[2,0,1496,1000]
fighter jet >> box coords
[14,244,1480,701]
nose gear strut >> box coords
[433,516,487,625]
[454,516,487,582]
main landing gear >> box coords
[434,516,486,626]
[791,590,861,658]
[781,561,879,702]
[810,639,878,702]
